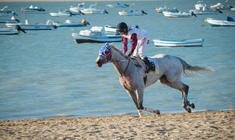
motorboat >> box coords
[155,6,178,13]
[49,10,72,17]
[194,1,207,11]
[153,38,204,47]
[106,2,129,8]
[190,1,219,15]
[162,11,196,18]
[51,19,90,28]
[210,3,232,10]
[72,26,121,43]
[0,16,20,23]
[80,4,108,15]
[0,27,19,35]
[21,5,45,12]
[104,25,117,33]
[0,6,17,17]
[5,19,56,30]
[69,3,85,15]
[205,17,235,26]
[118,9,147,16]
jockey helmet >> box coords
[117,22,128,34]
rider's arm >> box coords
[128,33,137,56]
[122,37,128,54]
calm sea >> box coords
[0,0,235,120]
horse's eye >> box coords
[105,50,109,54]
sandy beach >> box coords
[0,110,234,139]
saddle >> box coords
[143,57,155,73]
[130,57,155,73]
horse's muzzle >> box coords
[96,60,102,67]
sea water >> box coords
[0,0,235,120]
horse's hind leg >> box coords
[160,76,195,113]
[180,83,195,112]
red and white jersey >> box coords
[122,27,148,40]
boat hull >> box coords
[153,38,204,47]
[206,18,235,26]
[6,23,56,30]
[72,33,121,43]
[0,28,18,35]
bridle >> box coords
[99,43,131,75]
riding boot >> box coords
[142,57,155,73]
[142,57,151,73]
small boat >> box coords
[162,11,196,18]
[0,16,20,23]
[49,10,72,17]
[104,25,117,33]
[69,3,85,15]
[51,19,90,28]
[80,4,108,15]
[5,19,56,30]
[190,1,220,15]
[155,6,178,13]
[21,5,45,12]
[118,9,147,16]
[194,1,207,11]
[153,38,204,47]
[0,27,19,35]
[205,17,235,26]
[0,6,17,17]
[106,2,129,8]
[72,26,121,43]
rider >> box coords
[117,22,155,73]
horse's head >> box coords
[96,43,112,67]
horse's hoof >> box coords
[154,110,160,115]
[187,108,192,113]
[190,103,195,109]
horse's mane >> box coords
[110,45,129,59]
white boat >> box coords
[5,20,56,30]
[210,3,225,10]
[195,1,207,11]
[153,38,204,47]
[21,5,45,12]
[106,2,129,8]
[72,26,121,43]
[162,11,196,18]
[49,10,72,17]
[118,9,147,16]
[80,4,108,15]
[0,16,20,23]
[104,25,117,32]
[69,3,85,15]
[155,6,178,13]
[0,27,19,35]
[0,6,17,17]
[51,19,90,28]
[205,17,235,26]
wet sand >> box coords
[0,110,234,139]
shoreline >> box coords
[0,110,234,139]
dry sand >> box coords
[0,110,234,140]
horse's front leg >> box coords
[135,88,160,116]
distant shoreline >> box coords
[1,0,156,2]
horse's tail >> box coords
[178,57,214,72]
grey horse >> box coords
[96,43,212,117]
